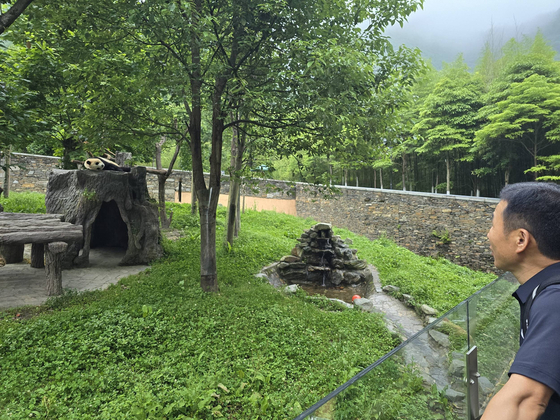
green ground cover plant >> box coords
[0,197,499,419]
[0,192,46,214]
[338,233,496,313]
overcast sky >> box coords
[385,0,560,67]
[387,0,558,41]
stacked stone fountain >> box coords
[275,222,373,288]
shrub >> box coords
[0,192,46,214]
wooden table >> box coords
[0,213,83,295]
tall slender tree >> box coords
[413,55,484,194]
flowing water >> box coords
[299,283,371,303]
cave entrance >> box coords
[91,200,128,250]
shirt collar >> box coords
[513,262,560,303]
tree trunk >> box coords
[533,140,538,180]
[402,154,407,191]
[3,147,11,198]
[373,169,376,188]
[156,132,182,228]
[355,174,358,187]
[227,178,241,244]
[329,164,333,186]
[198,188,219,292]
[235,189,240,237]
[155,137,168,227]
[155,137,164,170]
[242,185,246,214]
[505,167,510,185]
[199,73,228,292]
[379,169,383,189]
[115,152,132,166]
[191,177,197,215]
[344,168,348,186]
[446,155,451,195]
[0,0,35,35]
[187,0,216,292]
[226,123,244,246]
[189,0,235,292]
[61,137,80,169]
[158,174,169,227]
[413,153,418,191]
[191,74,227,293]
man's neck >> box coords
[514,258,560,285]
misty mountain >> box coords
[386,7,560,70]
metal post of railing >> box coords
[466,346,481,420]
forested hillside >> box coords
[273,32,560,197]
[541,9,560,53]
[386,7,560,70]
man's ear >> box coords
[515,229,531,254]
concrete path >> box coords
[366,267,462,401]
[366,266,425,339]
[0,246,149,310]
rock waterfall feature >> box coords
[275,223,373,289]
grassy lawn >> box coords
[0,195,496,419]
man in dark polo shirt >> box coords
[481,182,560,420]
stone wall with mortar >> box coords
[0,154,296,203]
[153,170,296,203]
[1,153,498,271]
[0,153,60,193]
[295,185,499,272]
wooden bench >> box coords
[0,213,83,296]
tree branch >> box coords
[0,0,34,35]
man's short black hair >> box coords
[500,182,560,260]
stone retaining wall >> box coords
[295,185,498,272]
[1,153,498,271]
[162,170,296,203]
[0,153,59,193]
[0,154,296,202]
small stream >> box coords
[299,283,371,303]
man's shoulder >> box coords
[531,285,560,317]
[536,284,560,299]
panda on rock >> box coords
[84,157,131,172]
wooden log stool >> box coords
[45,242,68,296]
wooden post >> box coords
[2,147,11,198]
[31,243,45,268]
[45,242,68,296]
[0,244,24,263]
[178,177,182,202]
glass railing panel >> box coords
[467,274,519,415]
[297,302,470,420]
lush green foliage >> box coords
[0,191,46,213]
[0,202,495,419]
[331,230,495,313]
[272,33,560,196]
